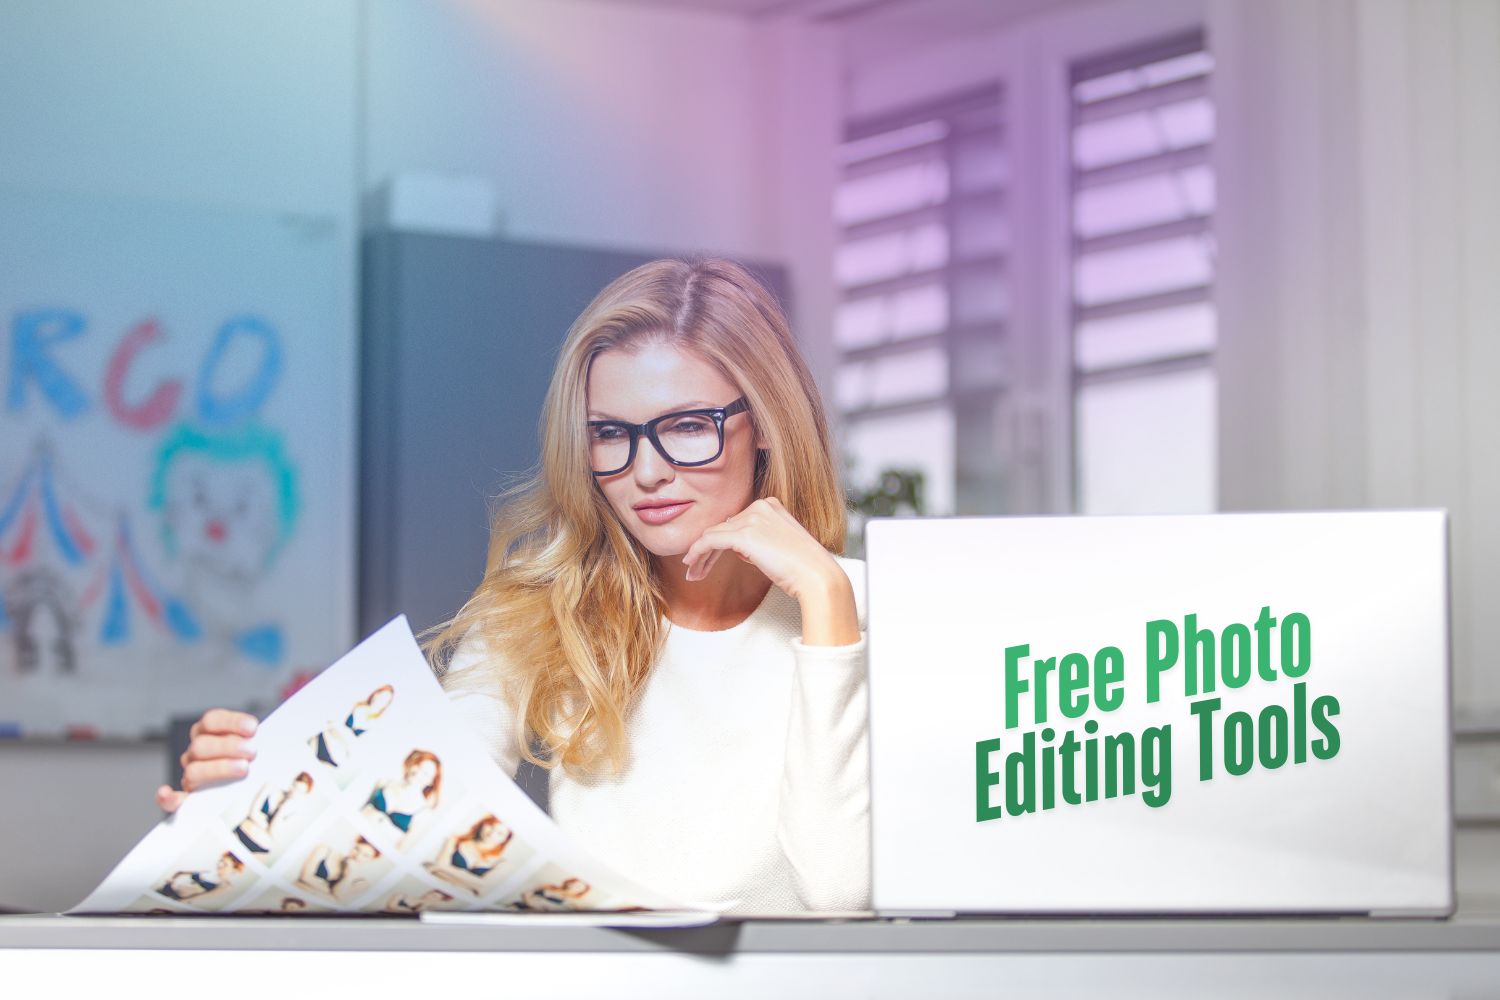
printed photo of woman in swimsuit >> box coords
[507,876,594,912]
[235,887,333,915]
[294,830,386,905]
[381,887,455,915]
[154,849,246,909]
[306,684,395,772]
[423,812,526,897]
[228,771,319,861]
[359,748,442,848]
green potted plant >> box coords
[844,466,925,558]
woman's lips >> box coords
[634,500,693,525]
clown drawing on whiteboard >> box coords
[2,567,80,675]
[0,442,103,680]
[148,421,298,667]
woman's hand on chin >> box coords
[680,496,859,645]
[679,497,832,596]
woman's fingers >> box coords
[161,714,257,811]
[190,708,259,740]
[180,733,256,767]
[204,707,262,740]
[680,498,788,581]
[693,543,756,582]
[180,758,250,793]
[156,785,187,813]
[679,524,724,574]
[687,548,723,583]
[682,525,742,581]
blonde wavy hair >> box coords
[421,256,847,777]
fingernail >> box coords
[241,720,257,736]
[233,759,250,774]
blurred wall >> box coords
[365,0,776,255]
[1210,0,1500,904]
[0,0,360,914]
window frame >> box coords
[836,0,1210,516]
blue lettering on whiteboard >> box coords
[195,314,283,427]
[7,309,92,419]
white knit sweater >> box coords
[438,555,870,915]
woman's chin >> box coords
[628,522,699,560]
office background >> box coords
[0,0,1495,914]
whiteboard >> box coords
[0,186,353,738]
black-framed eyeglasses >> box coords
[587,397,750,476]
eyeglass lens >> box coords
[589,412,722,474]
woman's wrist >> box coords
[796,567,861,646]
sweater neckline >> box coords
[662,580,779,637]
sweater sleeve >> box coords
[776,557,872,911]
[437,631,525,780]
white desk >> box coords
[5,910,1500,999]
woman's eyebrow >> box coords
[587,400,714,420]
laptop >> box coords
[864,510,1453,917]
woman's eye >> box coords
[590,425,626,441]
[663,418,711,435]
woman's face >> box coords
[407,758,438,785]
[479,819,510,847]
[367,687,393,714]
[587,342,758,560]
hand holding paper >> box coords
[156,708,261,813]
[70,616,727,919]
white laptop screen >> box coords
[865,511,1451,916]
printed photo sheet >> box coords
[67,616,725,918]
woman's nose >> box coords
[632,437,675,485]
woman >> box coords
[232,771,314,854]
[307,684,395,768]
[382,887,454,915]
[508,877,593,912]
[424,814,516,896]
[296,835,382,903]
[157,257,870,912]
[157,851,244,905]
[360,748,442,845]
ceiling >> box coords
[577,0,1090,37]
[575,0,930,23]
